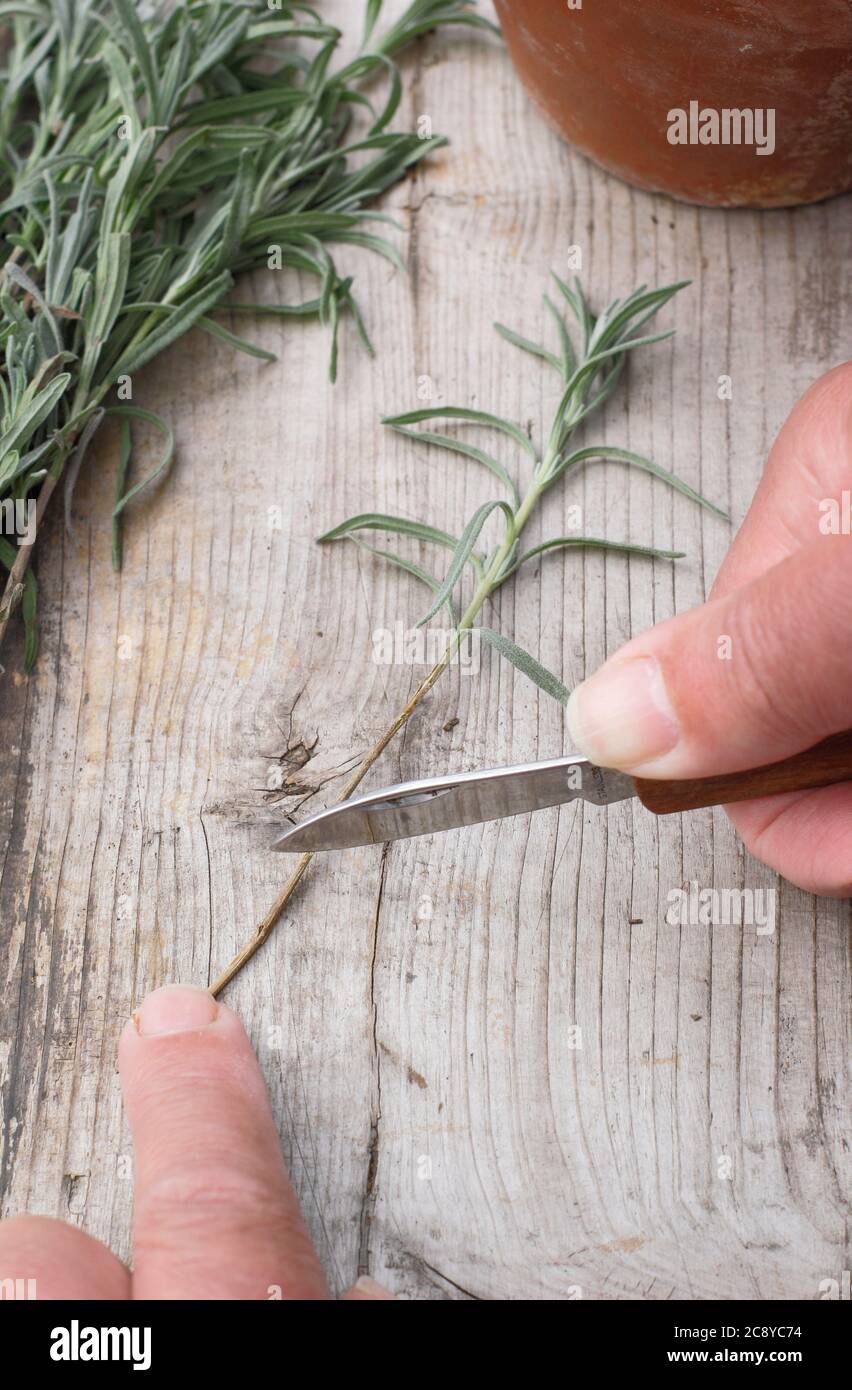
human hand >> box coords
[566,362,852,896]
[0,985,396,1300]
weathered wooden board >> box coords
[0,1,848,1299]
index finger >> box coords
[118,985,328,1301]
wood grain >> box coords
[0,1,849,1300]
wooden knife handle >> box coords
[633,727,852,815]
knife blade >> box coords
[270,726,852,853]
[271,756,635,852]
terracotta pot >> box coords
[493,0,852,207]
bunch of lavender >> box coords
[0,0,496,667]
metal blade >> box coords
[271,756,635,852]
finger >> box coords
[0,1215,130,1299]
[713,361,852,597]
[566,534,852,779]
[119,985,328,1300]
[725,783,852,897]
[341,1275,397,1301]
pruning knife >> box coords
[271,728,852,853]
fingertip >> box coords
[118,983,328,1299]
[566,655,680,774]
[118,984,274,1145]
[118,985,247,1072]
[0,1216,131,1300]
[134,983,218,1036]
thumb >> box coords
[566,534,852,779]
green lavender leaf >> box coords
[418,500,514,627]
[543,295,576,380]
[544,329,677,464]
[107,405,175,517]
[197,317,277,363]
[385,421,520,505]
[331,229,406,272]
[493,320,561,372]
[353,539,458,622]
[570,355,625,426]
[88,231,131,349]
[337,55,403,134]
[223,300,328,321]
[591,281,691,353]
[20,557,38,670]
[189,11,252,85]
[0,373,71,484]
[556,445,729,520]
[113,272,234,376]
[475,627,569,705]
[112,0,161,126]
[383,406,538,461]
[64,407,105,533]
[0,535,38,671]
[216,147,256,271]
[0,5,45,20]
[4,263,63,354]
[112,414,132,571]
[552,273,593,354]
[318,512,460,552]
[100,40,142,143]
[499,535,685,583]
[45,168,95,307]
[100,128,160,237]
[375,1,499,57]
[362,0,385,51]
